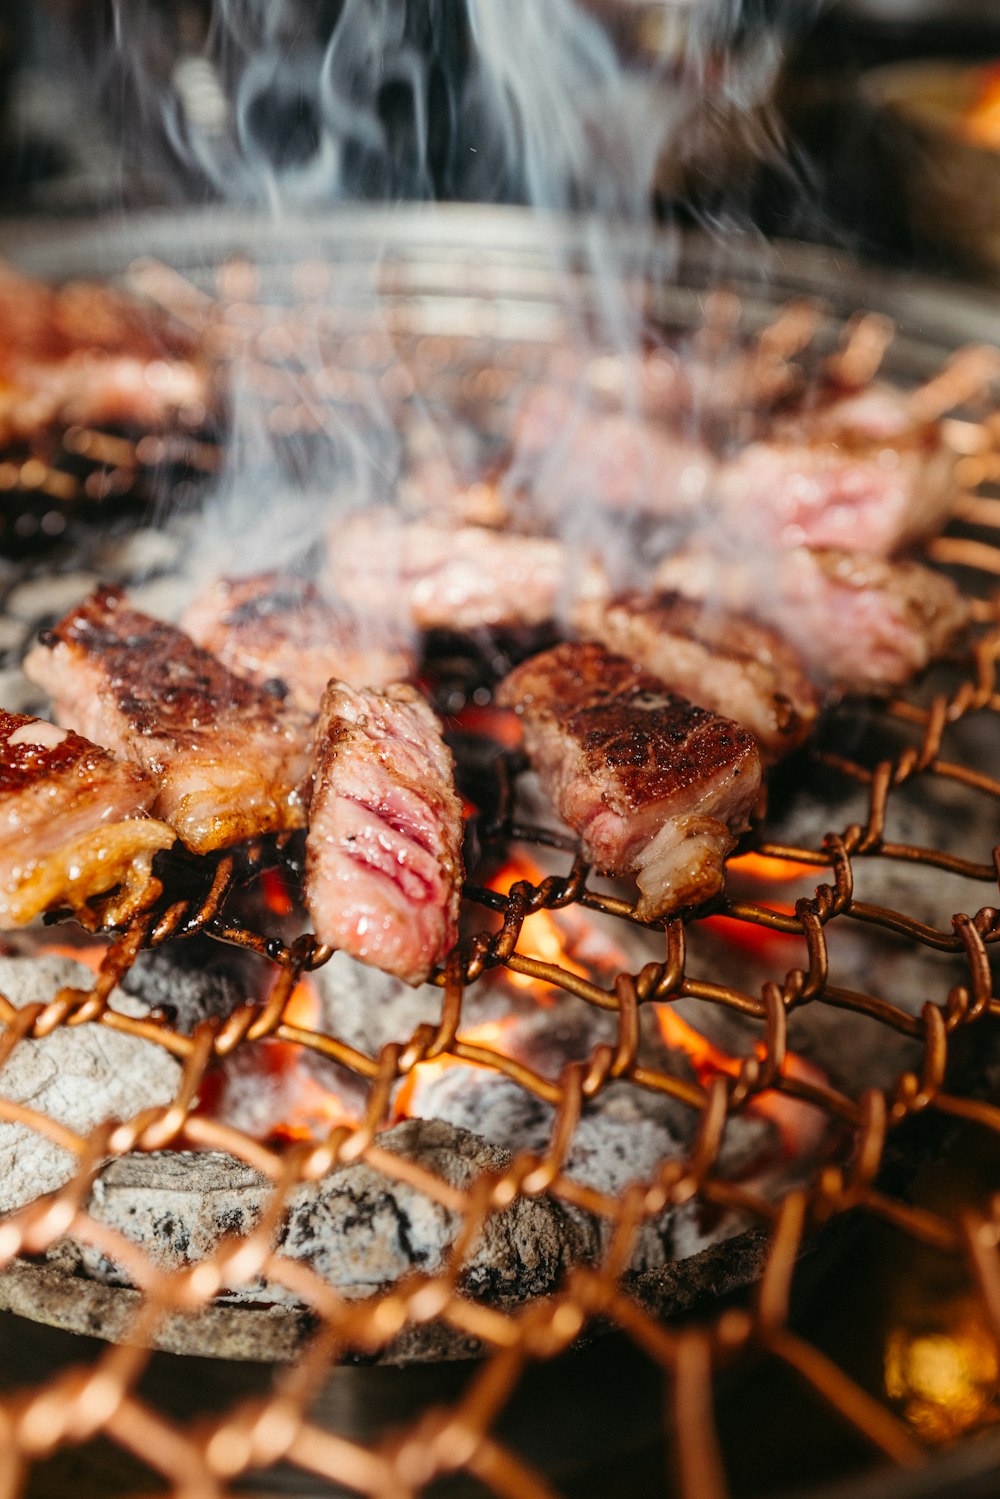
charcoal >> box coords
[120,936,268,1033]
[0,955,181,1213]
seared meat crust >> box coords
[0,708,174,926]
[23,586,311,854]
[573,590,819,761]
[498,642,761,919]
[183,571,413,714]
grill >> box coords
[0,207,997,1498]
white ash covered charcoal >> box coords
[715,381,958,558]
[23,585,312,854]
[182,571,414,716]
[0,955,181,1214]
[498,642,761,920]
[63,1119,600,1308]
[573,590,820,762]
[305,680,464,985]
[654,546,971,696]
[0,708,174,927]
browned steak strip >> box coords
[654,546,970,695]
[182,571,414,715]
[0,708,174,926]
[497,642,761,920]
[0,261,212,442]
[305,682,464,985]
[332,509,604,633]
[573,591,820,761]
[22,587,311,854]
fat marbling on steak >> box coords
[573,590,820,762]
[305,680,464,985]
[497,642,761,920]
[655,546,970,696]
[23,586,311,854]
[0,708,174,926]
[182,571,414,716]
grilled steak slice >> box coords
[497,643,761,920]
[512,386,715,515]
[333,510,604,633]
[305,681,464,985]
[717,382,956,557]
[23,587,311,854]
[573,591,820,761]
[654,547,970,695]
[0,262,211,442]
[0,709,174,926]
[182,572,413,715]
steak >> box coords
[654,546,970,695]
[573,591,820,761]
[717,382,957,557]
[497,642,761,920]
[182,571,413,715]
[23,586,311,854]
[305,681,464,985]
[332,510,605,633]
[0,261,212,442]
[0,708,174,926]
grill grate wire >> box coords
[0,272,997,1498]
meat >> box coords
[497,643,761,920]
[182,571,413,715]
[512,386,715,515]
[0,709,174,927]
[573,591,820,761]
[305,681,464,985]
[716,382,957,557]
[654,547,970,695]
[23,587,311,854]
[333,510,605,633]
[0,262,212,442]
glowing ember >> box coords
[728,852,821,885]
[962,65,1000,149]
[394,1018,511,1121]
[28,941,108,975]
[260,865,296,919]
[653,1004,825,1159]
[487,853,613,995]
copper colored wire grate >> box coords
[0,241,999,1497]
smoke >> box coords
[97,0,821,609]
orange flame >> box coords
[487,852,613,997]
[654,1003,825,1159]
[260,866,296,918]
[394,1018,511,1121]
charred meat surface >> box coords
[0,262,212,442]
[305,681,464,985]
[333,510,605,633]
[23,587,311,854]
[655,547,970,695]
[0,708,174,926]
[182,571,414,714]
[717,382,956,556]
[573,591,820,761]
[497,642,761,920]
